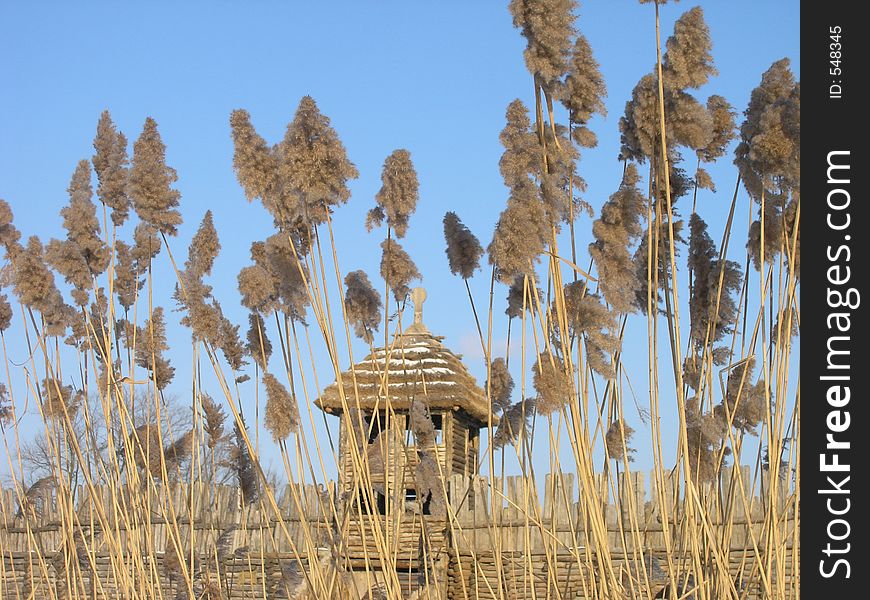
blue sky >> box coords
[0,1,799,484]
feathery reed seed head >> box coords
[375,149,419,238]
[344,270,382,343]
[129,117,182,236]
[605,420,636,462]
[92,110,131,226]
[487,357,514,414]
[379,239,421,302]
[263,372,300,441]
[443,212,484,280]
[245,312,273,369]
[533,353,573,415]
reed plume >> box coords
[561,281,620,379]
[278,96,358,226]
[0,293,13,332]
[493,399,535,449]
[344,270,382,343]
[588,163,646,313]
[605,420,636,462]
[134,306,175,390]
[379,239,421,303]
[443,212,484,280]
[561,32,607,139]
[263,372,300,441]
[92,110,131,227]
[229,109,278,205]
[734,58,800,270]
[687,214,742,352]
[533,353,573,415]
[487,357,514,414]
[721,358,767,434]
[508,0,576,93]
[200,393,227,450]
[374,149,419,238]
[129,117,183,236]
[0,383,10,425]
[232,423,261,504]
[245,312,272,370]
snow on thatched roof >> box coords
[315,314,494,425]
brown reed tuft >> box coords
[129,117,183,236]
[17,476,56,518]
[92,110,131,227]
[365,206,385,232]
[734,59,798,201]
[698,95,736,167]
[721,358,767,434]
[164,430,194,466]
[734,59,799,270]
[605,420,636,462]
[374,149,419,238]
[40,377,80,420]
[489,180,548,284]
[0,382,12,425]
[682,355,701,391]
[45,238,91,306]
[505,274,542,318]
[443,212,484,280]
[687,214,742,350]
[0,199,22,253]
[487,357,514,414]
[278,96,359,226]
[134,306,175,390]
[187,210,221,279]
[176,275,222,345]
[131,222,162,270]
[344,270,382,342]
[380,239,421,302]
[533,353,573,415]
[263,372,300,441]
[561,33,607,132]
[265,232,310,322]
[127,424,185,479]
[508,0,576,92]
[498,100,540,191]
[0,293,12,332]
[663,7,716,90]
[685,396,728,482]
[238,263,279,314]
[113,240,140,311]
[245,312,272,369]
[200,393,226,450]
[620,48,715,165]
[632,219,685,314]
[493,399,535,449]
[540,122,588,223]
[220,316,248,372]
[11,236,70,335]
[561,282,620,379]
[61,160,110,275]
[588,163,646,314]
[232,423,261,504]
[229,109,278,204]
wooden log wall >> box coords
[0,467,797,599]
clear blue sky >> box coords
[0,2,799,484]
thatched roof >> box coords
[314,331,495,425]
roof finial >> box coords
[408,287,428,333]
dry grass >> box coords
[0,3,797,599]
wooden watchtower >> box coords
[315,288,496,596]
